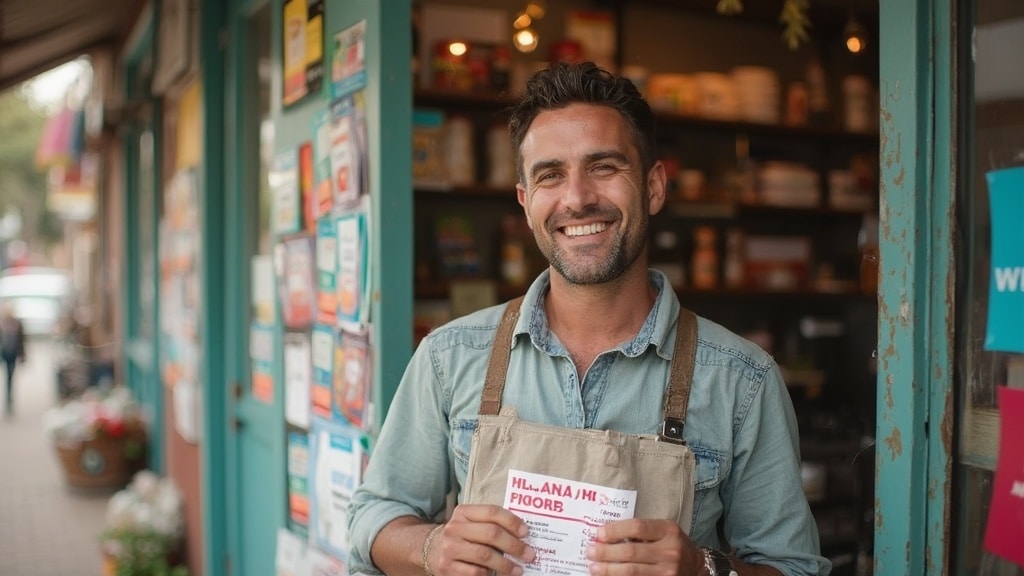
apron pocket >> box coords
[451,419,478,469]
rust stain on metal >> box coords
[875,498,883,528]
[885,426,903,460]
[894,165,905,187]
[886,374,895,411]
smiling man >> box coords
[348,62,829,576]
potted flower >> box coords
[43,386,148,490]
[101,470,188,576]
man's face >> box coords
[516,103,666,285]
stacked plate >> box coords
[757,161,821,207]
[731,66,781,124]
[693,72,741,120]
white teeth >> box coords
[563,223,609,237]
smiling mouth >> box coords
[562,222,610,237]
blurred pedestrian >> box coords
[1,304,26,414]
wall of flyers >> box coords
[271,17,376,573]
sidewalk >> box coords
[1,338,107,576]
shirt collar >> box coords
[513,268,681,360]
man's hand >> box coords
[585,519,704,576]
[428,504,537,576]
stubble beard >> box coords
[537,208,649,286]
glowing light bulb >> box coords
[513,28,538,53]
[513,11,532,30]
[448,41,468,57]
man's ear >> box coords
[647,161,667,215]
[516,183,535,229]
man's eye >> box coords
[592,164,617,175]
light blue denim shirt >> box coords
[348,269,829,576]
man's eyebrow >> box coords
[528,159,564,180]
[583,150,630,165]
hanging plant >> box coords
[716,0,812,50]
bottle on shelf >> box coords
[501,215,529,287]
[691,226,719,290]
[444,115,475,186]
[724,228,746,289]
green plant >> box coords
[102,527,188,576]
[716,0,812,50]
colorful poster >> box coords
[284,332,312,429]
[331,19,366,99]
[310,323,335,419]
[278,233,317,329]
[328,95,366,212]
[983,386,1024,566]
[299,141,316,232]
[336,211,368,329]
[250,321,275,405]
[316,217,338,325]
[286,429,312,537]
[272,149,301,235]
[282,0,324,107]
[984,166,1024,353]
[309,418,362,562]
[333,328,371,429]
[312,109,334,220]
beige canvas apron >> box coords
[463,297,698,531]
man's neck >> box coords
[544,266,658,348]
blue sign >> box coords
[985,166,1024,353]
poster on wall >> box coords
[251,321,275,404]
[272,149,302,236]
[984,166,1024,353]
[331,19,366,99]
[316,217,338,324]
[286,428,312,538]
[983,386,1024,567]
[335,209,369,329]
[158,169,204,444]
[310,323,335,419]
[312,109,334,220]
[275,526,309,575]
[309,418,363,562]
[300,141,317,232]
[282,0,324,107]
[328,94,367,212]
[284,332,312,429]
[278,233,317,330]
[333,328,372,430]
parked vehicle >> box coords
[0,267,73,337]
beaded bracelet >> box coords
[422,523,445,576]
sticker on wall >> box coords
[250,321,275,405]
[331,19,366,99]
[316,216,338,325]
[328,94,367,213]
[984,166,1024,353]
[278,233,317,330]
[335,209,369,330]
[272,149,301,236]
[333,328,372,430]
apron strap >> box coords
[659,308,698,444]
[478,296,700,443]
[479,296,524,416]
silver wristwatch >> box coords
[702,548,738,576]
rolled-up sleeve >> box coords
[348,338,452,575]
[721,363,832,576]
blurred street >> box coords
[0,338,106,576]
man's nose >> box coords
[561,169,598,211]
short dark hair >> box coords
[508,61,656,183]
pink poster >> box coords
[983,386,1024,567]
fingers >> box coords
[436,505,536,576]
[586,520,695,576]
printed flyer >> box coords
[984,166,1024,353]
[299,141,316,232]
[286,429,312,537]
[983,386,1024,567]
[250,321,275,405]
[332,328,371,429]
[309,418,363,562]
[335,210,368,328]
[282,0,323,107]
[275,526,308,576]
[502,469,637,576]
[284,332,312,429]
[328,94,366,212]
[316,216,338,325]
[278,233,317,330]
[310,323,335,420]
[272,149,301,236]
[331,19,366,99]
[312,109,334,220]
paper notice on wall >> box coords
[502,469,636,576]
[275,527,309,576]
[983,386,1024,567]
[984,166,1024,353]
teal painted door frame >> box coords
[876,0,955,573]
[120,12,165,474]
